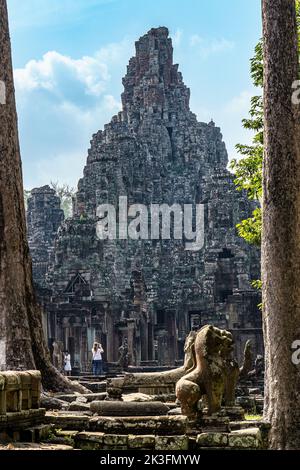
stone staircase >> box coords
[41,411,268,451]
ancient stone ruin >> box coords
[0,371,47,444]
[0,328,269,451]
[27,27,262,372]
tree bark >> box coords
[262,0,300,449]
[0,0,86,393]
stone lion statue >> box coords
[175,325,233,418]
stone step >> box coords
[78,382,106,392]
[0,443,73,451]
[44,412,90,430]
[229,428,262,449]
[0,409,46,432]
[68,402,91,412]
[89,415,187,435]
[55,392,107,403]
[20,424,54,443]
[74,432,189,451]
[230,420,263,430]
[90,401,169,416]
[196,428,263,450]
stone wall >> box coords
[27,185,64,288]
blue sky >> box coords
[7,0,262,190]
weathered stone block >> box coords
[44,412,89,430]
[103,434,128,446]
[79,382,106,393]
[1,372,21,412]
[18,372,32,410]
[69,401,91,412]
[89,415,187,435]
[76,431,105,443]
[156,415,188,435]
[90,400,169,416]
[27,371,42,409]
[128,434,155,449]
[56,392,107,403]
[0,375,6,415]
[75,431,104,449]
[228,428,262,449]
[155,435,189,451]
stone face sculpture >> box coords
[175,325,234,418]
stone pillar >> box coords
[80,328,87,371]
[74,326,81,366]
[148,323,154,361]
[157,330,168,366]
[167,311,177,365]
[0,374,6,415]
[87,327,95,358]
[106,314,115,362]
[127,319,136,365]
[140,319,148,361]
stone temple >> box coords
[27,27,262,371]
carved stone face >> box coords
[205,326,224,354]
[200,325,234,359]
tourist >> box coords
[92,342,104,375]
[64,351,72,376]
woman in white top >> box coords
[92,342,104,376]
[64,351,72,376]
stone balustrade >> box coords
[0,370,41,415]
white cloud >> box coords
[189,35,235,58]
[15,51,109,97]
[193,89,256,165]
[172,29,183,47]
[225,90,253,114]
[218,90,255,162]
[15,40,130,189]
[103,94,122,111]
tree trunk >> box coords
[262,0,300,449]
[0,0,86,393]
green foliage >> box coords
[232,1,300,250]
[236,208,262,246]
[231,148,262,201]
[230,39,263,248]
[50,181,75,219]
[251,279,262,290]
[250,41,263,88]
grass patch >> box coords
[245,414,263,421]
